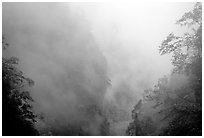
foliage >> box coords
[126,100,144,136]
[143,75,201,135]
[126,100,157,136]
[159,2,202,76]
[139,116,157,135]
[128,2,202,136]
[2,36,39,135]
[152,2,202,136]
[143,76,170,108]
[159,99,201,135]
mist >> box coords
[2,2,195,135]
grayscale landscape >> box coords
[2,2,202,136]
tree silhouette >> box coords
[128,2,202,136]
[2,36,39,136]
[158,2,202,135]
[126,100,145,136]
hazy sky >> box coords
[76,2,194,99]
[2,2,195,135]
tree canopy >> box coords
[127,2,202,136]
[2,36,39,135]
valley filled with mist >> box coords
[2,2,202,136]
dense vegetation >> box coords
[127,2,202,136]
[2,36,39,135]
[2,2,201,136]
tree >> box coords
[143,75,201,136]
[128,2,202,136]
[2,36,39,135]
[126,100,145,136]
[159,3,202,104]
[151,2,201,136]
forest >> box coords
[2,2,202,136]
